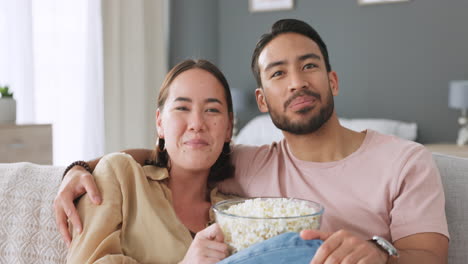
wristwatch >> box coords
[370,235,399,258]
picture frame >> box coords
[358,0,410,5]
[249,0,294,13]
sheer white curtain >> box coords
[0,0,35,123]
[102,0,168,153]
[0,0,104,165]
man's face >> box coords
[255,33,339,135]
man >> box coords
[55,19,448,263]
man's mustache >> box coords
[284,90,321,110]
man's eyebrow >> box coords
[299,53,321,62]
[264,53,321,72]
[264,60,286,72]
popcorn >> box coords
[213,198,323,253]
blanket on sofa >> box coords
[0,163,66,263]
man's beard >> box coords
[266,87,334,135]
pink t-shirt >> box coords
[218,130,449,242]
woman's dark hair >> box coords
[146,59,235,183]
[251,18,332,88]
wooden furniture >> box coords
[0,124,53,164]
[425,144,468,158]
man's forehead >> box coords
[258,33,322,70]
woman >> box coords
[67,59,235,263]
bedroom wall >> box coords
[217,0,468,143]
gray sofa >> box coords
[0,153,466,263]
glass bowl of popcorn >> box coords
[213,197,324,254]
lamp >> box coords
[449,80,468,146]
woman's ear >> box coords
[156,109,164,138]
[255,88,269,113]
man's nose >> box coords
[287,71,309,93]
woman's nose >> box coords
[188,111,206,132]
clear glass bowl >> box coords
[212,197,324,253]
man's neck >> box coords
[283,115,366,162]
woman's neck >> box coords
[168,166,212,233]
[167,166,210,203]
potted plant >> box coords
[0,85,16,123]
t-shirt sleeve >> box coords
[389,145,449,241]
[217,143,269,196]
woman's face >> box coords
[156,68,232,173]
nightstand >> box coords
[424,144,468,158]
[0,124,53,164]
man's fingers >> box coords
[54,202,71,247]
[79,173,102,205]
[301,229,331,241]
[311,233,343,264]
[62,198,82,234]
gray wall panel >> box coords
[169,0,218,67]
[217,0,468,143]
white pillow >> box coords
[339,118,417,141]
[235,115,283,146]
[235,114,417,146]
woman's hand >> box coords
[180,223,229,264]
[53,166,102,246]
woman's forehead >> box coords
[168,69,226,101]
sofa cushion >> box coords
[433,153,468,264]
[0,162,66,264]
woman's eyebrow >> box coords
[205,98,223,105]
[174,97,191,102]
[174,97,223,105]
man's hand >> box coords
[53,166,102,247]
[301,229,388,264]
[179,224,228,264]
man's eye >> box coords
[303,63,317,70]
[206,108,220,113]
[271,71,283,78]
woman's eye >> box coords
[271,71,283,78]
[303,63,317,70]
[175,106,189,111]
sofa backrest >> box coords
[433,153,468,264]
[0,153,466,263]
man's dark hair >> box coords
[251,19,332,88]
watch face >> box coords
[372,236,399,257]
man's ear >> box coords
[255,88,269,113]
[156,109,164,138]
[328,71,339,96]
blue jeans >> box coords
[218,232,323,264]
